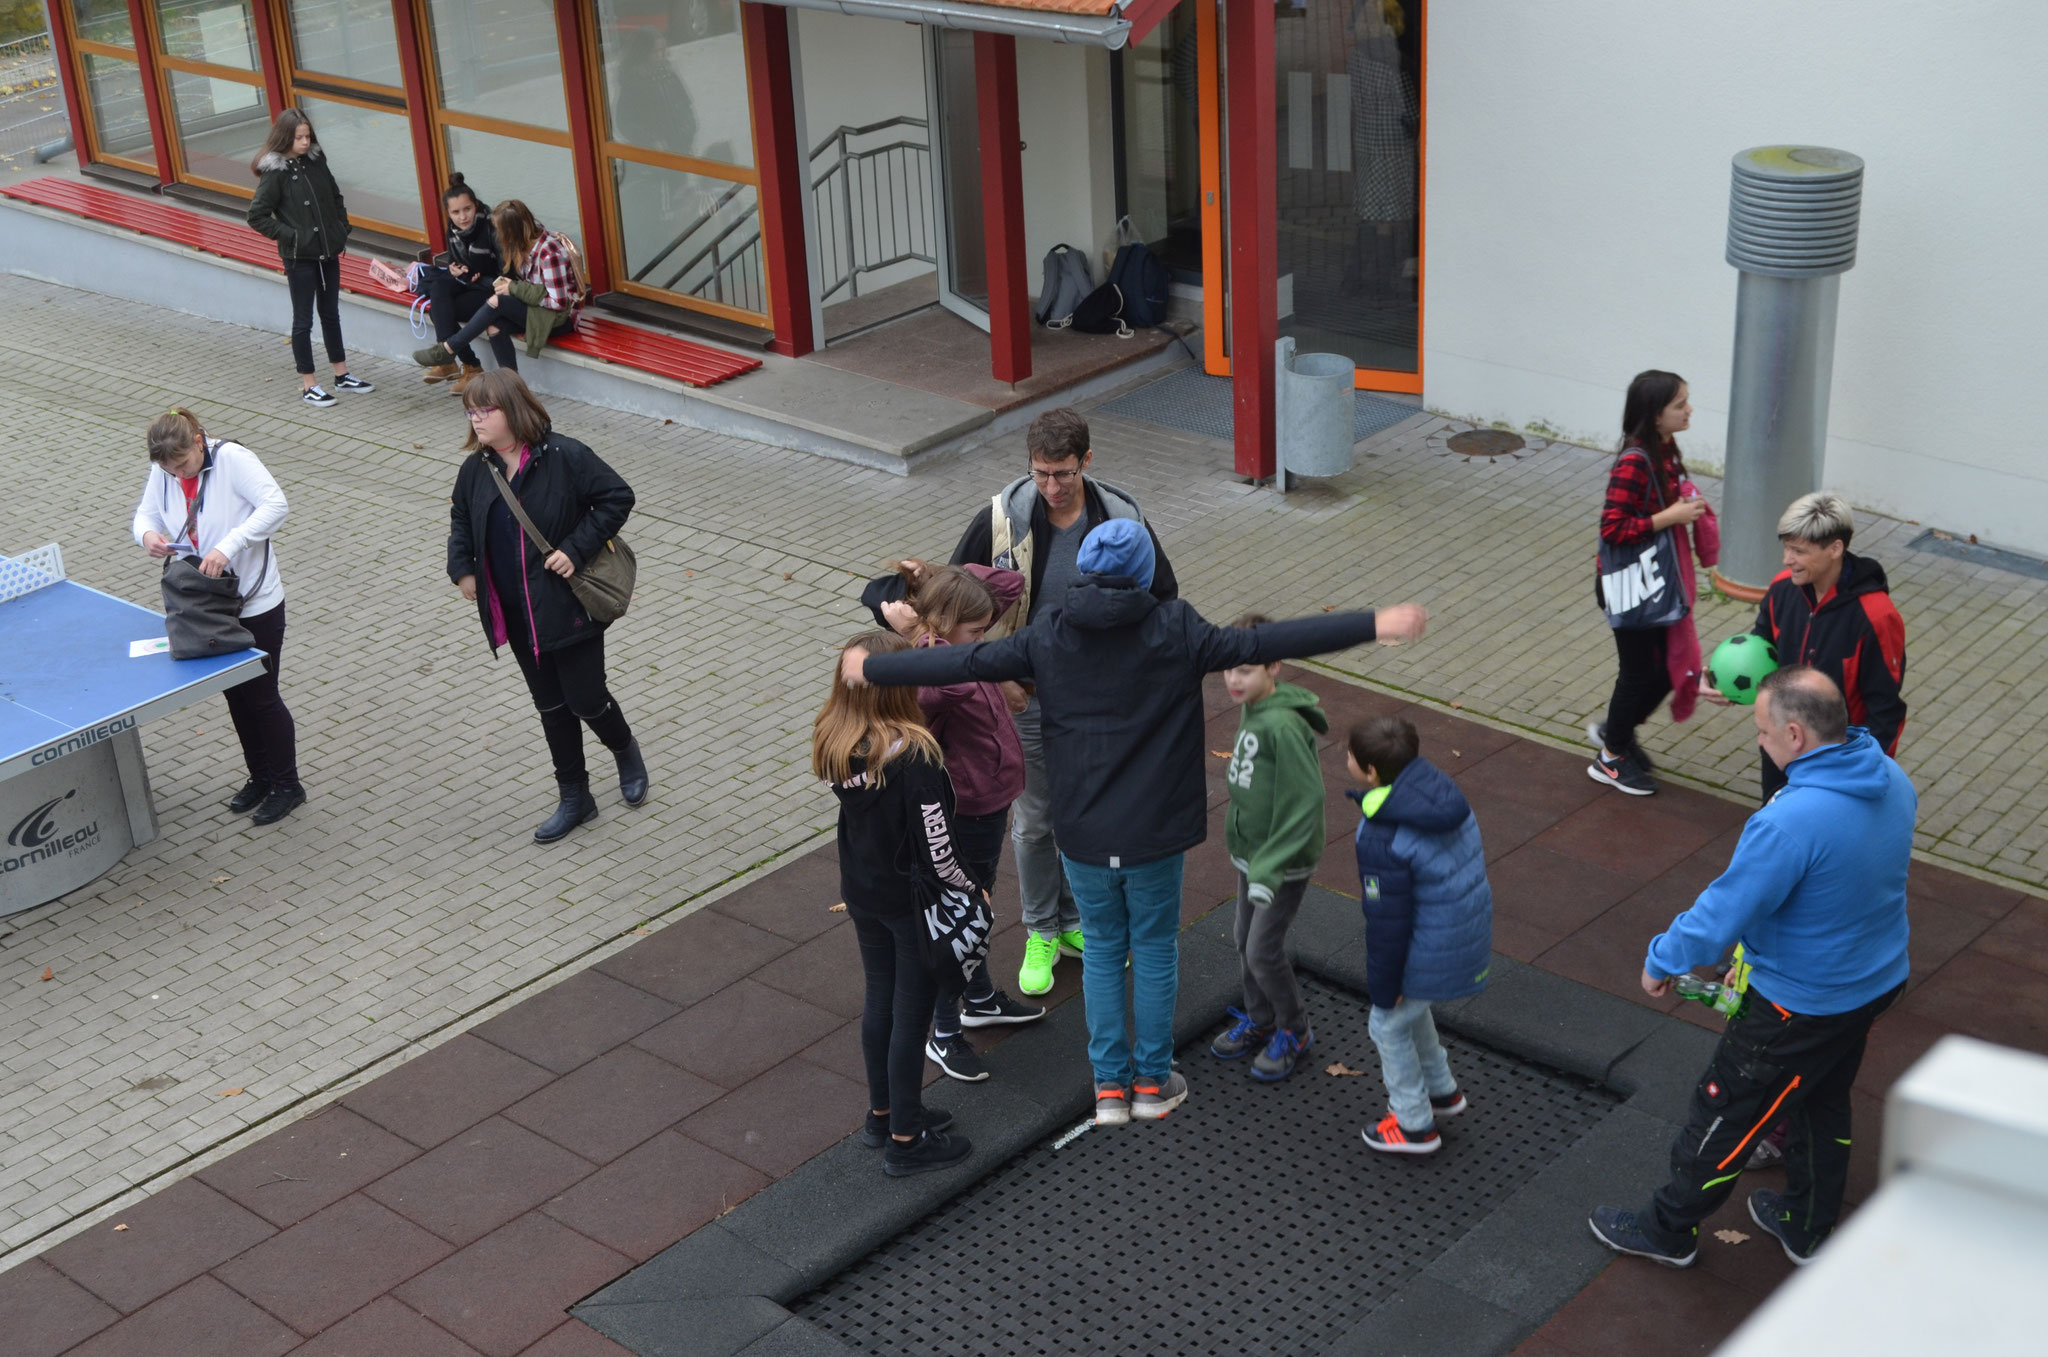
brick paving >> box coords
[0,270,2042,1349]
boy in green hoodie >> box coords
[1212,615,1330,1081]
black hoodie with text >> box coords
[830,745,979,920]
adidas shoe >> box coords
[1430,1090,1469,1118]
[1361,1111,1440,1155]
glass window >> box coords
[154,0,260,71]
[593,0,749,168]
[443,124,581,243]
[298,95,426,233]
[82,53,155,166]
[424,0,569,131]
[166,68,268,186]
[68,0,135,47]
[609,159,761,313]
[1120,9,1203,277]
[287,0,404,87]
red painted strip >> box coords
[46,3,95,167]
[387,0,447,256]
[246,0,288,117]
[1,177,761,388]
[974,32,1030,385]
[1224,0,1278,479]
[552,0,611,294]
[742,3,813,358]
[122,0,175,186]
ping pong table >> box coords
[1,546,265,916]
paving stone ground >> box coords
[0,270,2042,1274]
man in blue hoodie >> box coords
[1590,667,1914,1270]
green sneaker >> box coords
[1056,929,1085,959]
[1019,932,1059,996]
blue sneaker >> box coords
[1587,1206,1696,1268]
[1249,1027,1312,1082]
[1210,1007,1271,1060]
[1747,1189,1818,1266]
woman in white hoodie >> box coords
[133,408,304,825]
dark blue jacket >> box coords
[1352,758,1493,1008]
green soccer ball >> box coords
[1707,633,1780,705]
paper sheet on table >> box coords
[130,637,170,657]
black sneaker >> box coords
[1587,1206,1696,1268]
[925,1033,990,1082]
[958,990,1046,1028]
[224,779,270,814]
[332,373,374,392]
[859,1106,955,1149]
[250,784,306,826]
[883,1127,972,1177]
[1587,751,1656,796]
[1430,1089,1469,1118]
[1747,1189,1818,1266]
[301,385,337,407]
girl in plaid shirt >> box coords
[414,199,583,375]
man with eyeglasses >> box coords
[948,407,1179,998]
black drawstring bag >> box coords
[161,555,254,658]
[912,876,995,993]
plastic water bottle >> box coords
[1672,973,1745,1016]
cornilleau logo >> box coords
[9,792,73,849]
[2,790,101,876]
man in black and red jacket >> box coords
[1752,493,1906,799]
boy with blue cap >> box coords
[844,517,1429,1127]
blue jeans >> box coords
[1061,853,1183,1084]
[1368,999,1458,1131]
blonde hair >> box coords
[1777,492,1855,548]
[147,407,205,463]
[812,632,942,786]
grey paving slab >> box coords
[0,269,2039,1274]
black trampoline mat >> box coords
[793,976,1621,1357]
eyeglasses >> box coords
[465,407,498,421]
[1029,467,1082,485]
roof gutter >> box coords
[760,0,1133,49]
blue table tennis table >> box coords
[1,547,264,916]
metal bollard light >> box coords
[1715,146,1864,593]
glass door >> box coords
[585,0,765,323]
[273,0,427,237]
[57,0,159,173]
[1118,7,1205,282]
[926,28,987,330]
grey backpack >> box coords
[1036,244,1093,327]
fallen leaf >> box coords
[781,572,793,581]
[1452,750,1462,758]
[113,1224,129,1232]
[1325,1063,1366,1077]
[828,902,848,913]
[1211,749,1231,758]
[218,1088,244,1097]
[663,418,674,425]
[685,570,695,578]
[412,443,423,450]
[1321,605,1335,612]
[632,927,651,935]
[40,967,52,981]
[1449,701,1464,710]
[211,875,230,884]
[1714,1229,1750,1245]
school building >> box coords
[20,0,2047,553]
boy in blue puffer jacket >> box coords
[1348,716,1494,1155]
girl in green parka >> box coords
[1213,613,1330,1082]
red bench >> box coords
[1,176,762,389]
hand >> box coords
[543,550,575,578]
[840,645,871,688]
[1000,680,1030,714]
[457,574,477,602]
[142,531,174,559]
[1658,498,1709,529]
[492,276,511,296]
[1698,678,1731,707]
[880,599,919,636]
[198,549,231,578]
[1374,602,1429,645]
[448,261,467,279]
[1641,968,1673,998]
[1720,965,1737,986]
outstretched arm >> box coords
[1190,603,1428,673]
[850,632,1036,688]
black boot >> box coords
[613,739,648,807]
[534,776,598,843]
[225,778,271,813]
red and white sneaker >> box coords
[1430,1090,1469,1118]
[1362,1111,1441,1155]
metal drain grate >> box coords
[1098,368,1421,445]
[794,977,1619,1357]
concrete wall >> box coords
[1424,0,2048,554]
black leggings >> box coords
[285,257,346,375]
[1602,626,1672,761]
[853,910,939,1137]
[446,291,527,371]
[224,601,299,791]
[509,633,632,782]
[931,809,1007,1032]
[425,268,499,368]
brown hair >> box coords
[896,560,998,642]
[461,369,553,451]
[147,408,205,464]
[1348,716,1419,785]
[811,632,943,786]
[492,200,542,273]
[1026,407,1090,465]
[251,108,317,178]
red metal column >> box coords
[45,5,93,167]
[741,3,813,357]
[123,0,175,185]
[1224,0,1277,479]
[974,31,1030,384]
[247,0,288,115]
[388,0,447,254]
[552,0,611,293]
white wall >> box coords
[1018,42,1121,277]
[1424,0,2048,554]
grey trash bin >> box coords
[1276,336,1355,488]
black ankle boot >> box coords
[534,776,598,843]
[613,738,648,807]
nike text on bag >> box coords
[1597,452,1690,630]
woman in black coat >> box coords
[246,108,371,408]
[418,172,505,394]
[446,369,648,841]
